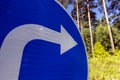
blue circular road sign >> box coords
[0,0,88,80]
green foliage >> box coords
[82,25,120,57]
[94,41,109,58]
[81,28,92,54]
[95,25,111,50]
[89,45,120,80]
[71,0,97,28]
[89,56,120,80]
[112,27,120,49]
[95,25,120,51]
[115,49,120,57]
[113,20,120,31]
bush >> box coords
[94,41,109,58]
[115,48,120,57]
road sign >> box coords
[0,0,88,80]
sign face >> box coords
[0,0,88,80]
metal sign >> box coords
[0,0,88,80]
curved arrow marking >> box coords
[0,24,77,80]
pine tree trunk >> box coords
[102,0,115,52]
[87,0,94,57]
[76,0,80,30]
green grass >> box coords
[89,56,120,80]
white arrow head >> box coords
[60,25,78,55]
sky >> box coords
[66,0,104,21]
[67,4,103,20]
[67,4,74,13]
[92,8,103,20]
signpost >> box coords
[0,0,88,80]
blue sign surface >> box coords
[0,0,88,80]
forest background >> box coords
[58,0,120,80]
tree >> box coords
[95,25,111,50]
[57,0,74,8]
[113,19,120,31]
[71,0,97,57]
[76,0,80,29]
[108,0,120,31]
[71,0,89,28]
[87,0,94,57]
[57,0,68,8]
[111,27,120,49]
[95,25,120,51]
[81,28,92,55]
[102,0,115,52]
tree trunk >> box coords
[102,0,115,52]
[76,0,80,30]
[87,0,94,57]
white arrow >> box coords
[0,24,77,80]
